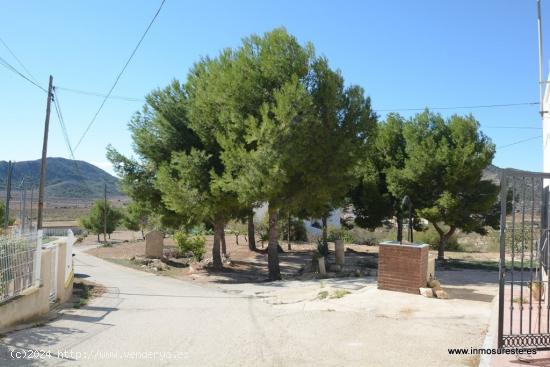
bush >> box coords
[317,238,329,258]
[416,226,461,251]
[260,214,308,242]
[327,226,354,243]
[174,231,206,261]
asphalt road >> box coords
[0,247,497,366]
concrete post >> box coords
[318,256,326,275]
[335,239,345,266]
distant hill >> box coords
[0,157,122,199]
[482,164,502,185]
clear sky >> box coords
[0,0,546,175]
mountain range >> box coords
[0,157,122,199]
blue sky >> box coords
[0,0,545,174]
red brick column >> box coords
[377,242,428,294]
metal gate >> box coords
[498,169,550,349]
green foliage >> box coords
[350,114,405,231]
[317,238,329,258]
[389,111,498,258]
[173,231,206,261]
[80,200,123,238]
[327,226,354,244]
[0,201,15,230]
[123,201,151,234]
[415,226,461,251]
[260,213,308,242]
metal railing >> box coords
[0,230,42,303]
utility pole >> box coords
[29,185,34,231]
[103,183,107,243]
[4,161,13,229]
[20,179,27,232]
[538,0,545,116]
[37,75,53,230]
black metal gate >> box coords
[498,169,550,349]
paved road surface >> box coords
[0,248,497,366]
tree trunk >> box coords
[287,213,291,251]
[221,225,227,257]
[322,216,328,244]
[212,219,223,269]
[97,233,100,242]
[267,205,281,281]
[433,223,456,261]
[396,213,403,243]
[247,213,256,251]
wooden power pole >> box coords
[4,161,13,229]
[103,183,107,243]
[37,75,53,230]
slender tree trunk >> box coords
[247,212,256,251]
[322,216,328,244]
[235,234,239,246]
[267,205,281,281]
[141,226,144,240]
[212,219,223,269]
[287,213,291,251]
[396,213,403,243]
[433,223,456,261]
[221,225,227,257]
[97,233,100,242]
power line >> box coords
[497,135,542,149]
[52,88,75,160]
[0,55,47,93]
[0,36,40,86]
[74,0,167,151]
[482,126,542,130]
[55,86,143,102]
[374,101,539,112]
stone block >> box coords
[419,287,433,298]
[145,230,164,258]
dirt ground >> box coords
[80,230,501,285]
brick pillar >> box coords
[377,242,428,294]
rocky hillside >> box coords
[0,157,122,199]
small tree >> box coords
[388,110,499,260]
[80,200,123,242]
[123,201,151,239]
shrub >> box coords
[174,231,206,261]
[317,238,329,258]
[416,226,461,251]
[327,226,354,243]
[260,214,308,242]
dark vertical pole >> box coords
[37,75,53,230]
[21,180,27,232]
[29,186,34,231]
[103,183,107,243]
[497,171,509,348]
[287,213,291,251]
[4,161,12,229]
[19,181,23,230]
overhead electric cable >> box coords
[497,135,542,149]
[74,0,167,151]
[0,55,47,92]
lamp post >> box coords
[401,196,413,243]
